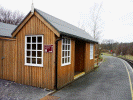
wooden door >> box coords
[0,39,16,81]
[2,40,16,81]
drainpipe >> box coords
[55,36,64,89]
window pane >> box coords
[25,35,43,66]
[32,51,36,57]
[37,44,42,50]
[66,39,68,44]
[68,39,70,44]
[27,37,31,43]
[27,44,31,49]
[65,51,67,57]
[90,44,93,59]
[68,51,70,56]
[65,58,67,63]
[32,44,36,50]
[68,57,70,62]
[37,58,41,64]
[38,37,42,43]
[62,58,64,64]
[65,45,67,50]
[27,51,30,56]
[61,38,71,65]
[27,58,30,63]
[37,51,42,57]
[68,45,70,50]
[62,51,64,57]
[63,39,65,43]
[63,45,65,50]
[32,58,36,64]
[32,37,36,42]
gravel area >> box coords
[0,79,52,100]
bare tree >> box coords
[101,39,116,50]
[115,42,133,56]
[77,3,103,58]
[0,6,25,25]
[78,20,86,31]
[88,3,103,41]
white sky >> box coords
[0,0,133,43]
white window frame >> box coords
[61,38,71,66]
[25,35,43,67]
[90,43,94,60]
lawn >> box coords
[101,53,112,56]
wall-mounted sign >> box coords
[44,45,53,53]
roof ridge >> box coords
[35,8,86,32]
[35,8,97,43]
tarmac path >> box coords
[0,80,51,100]
[52,56,132,100]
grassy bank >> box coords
[117,55,133,60]
[101,52,133,61]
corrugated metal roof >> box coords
[35,8,98,43]
[0,22,16,37]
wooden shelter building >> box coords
[0,8,98,89]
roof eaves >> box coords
[61,32,98,43]
[34,8,61,34]
[0,35,12,38]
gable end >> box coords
[12,11,60,38]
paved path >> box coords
[52,56,132,100]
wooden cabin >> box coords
[0,8,98,90]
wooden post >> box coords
[97,55,99,65]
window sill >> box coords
[61,63,71,66]
[25,64,43,67]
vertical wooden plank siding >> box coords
[57,39,75,89]
[85,43,95,73]
[14,38,17,82]
[0,39,16,81]
[15,15,55,89]
[0,40,2,79]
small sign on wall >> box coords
[44,45,53,53]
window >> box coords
[90,44,93,60]
[62,38,71,66]
[25,35,43,67]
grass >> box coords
[101,53,112,56]
[94,65,99,68]
[103,58,107,62]
[117,55,133,60]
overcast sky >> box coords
[0,0,133,43]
